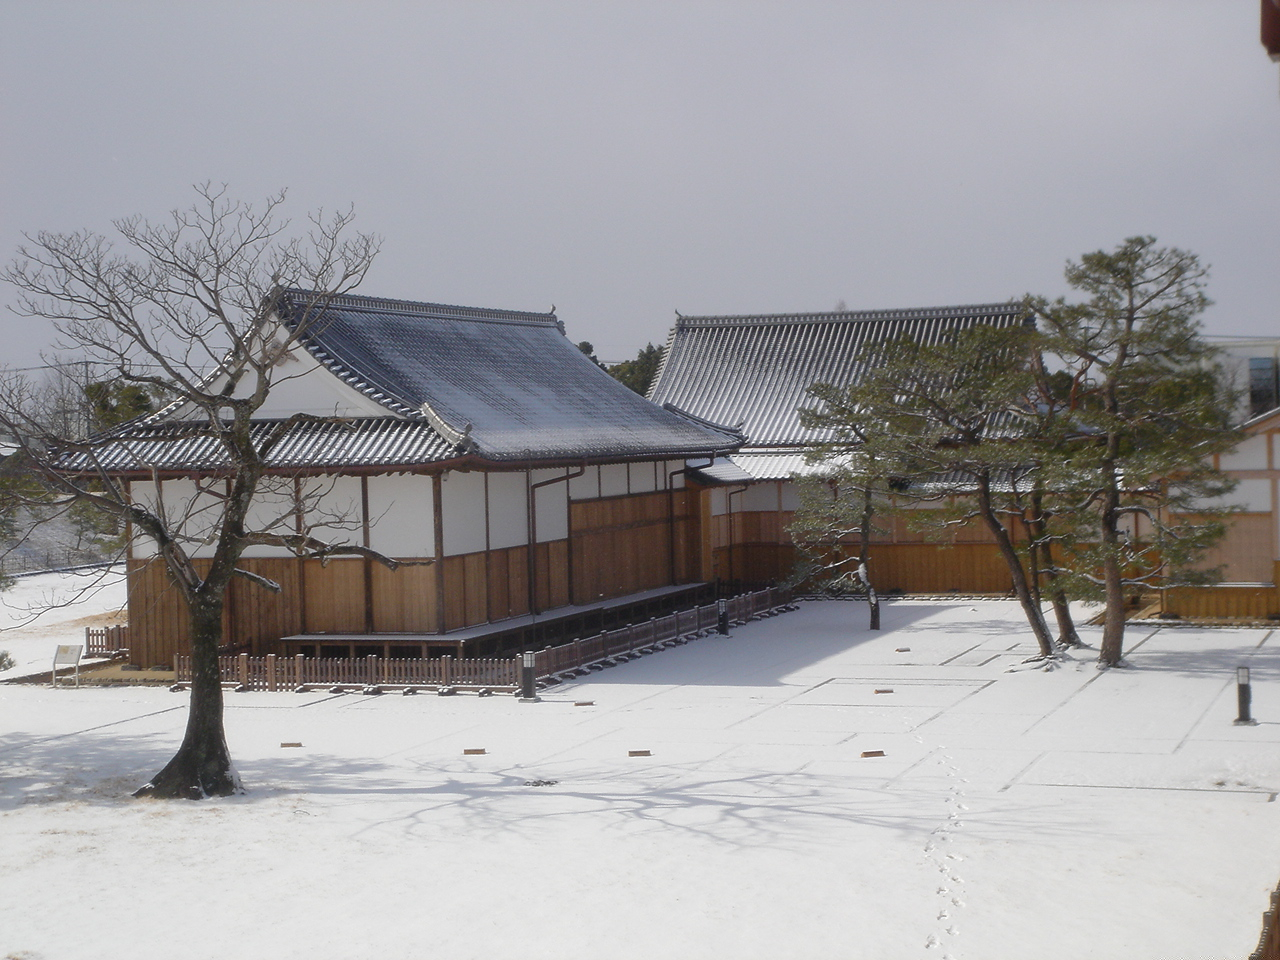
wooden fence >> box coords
[173,585,795,694]
[85,625,130,658]
[1251,879,1280,960]
[174,651,520,692]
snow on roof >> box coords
[275,290,742,463]
[648,302,1030,448]
[76,291,744,473]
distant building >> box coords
[648,304,1029,592]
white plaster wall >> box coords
[780,481,800,511]
[531,468,569,542]
[742,482,779,511]
[600,463,629,498]
[628,462,657,494]
[487,471,529,550]
[710,488,728,516]
[666,461,686,490]
[1221,435,1270,471]
[1200,478,1275,512]
[300,476,365,550]
[240,478,302,557]
[569,465,600,501]
[254,351,390,419]
[440,471,487,556]
[129,478,224,559]
[366,474,434,558]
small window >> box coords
[1249,357,1279,418]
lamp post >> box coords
[1235,666,1256,726]
[520,650,540,703]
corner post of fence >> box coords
[266,653,277,692]
[600,628,609,656]
[294,653,305,688]
[237,652,249,687]
[441,655,452,687]
[573,637,583,668]
[366,654,378,686]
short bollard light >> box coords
[717,599,729,636]
[520,650,540,703]
[1235,665,1256,726]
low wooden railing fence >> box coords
[85,625,130,658]
[174,652,519,692]
[173,586,795,694]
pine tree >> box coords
[1027,237,1241,667]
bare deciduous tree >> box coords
[0,184,393,798]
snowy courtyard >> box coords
[2,573,1279,959]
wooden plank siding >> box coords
[569,489,697,605]
[127,488,701,667]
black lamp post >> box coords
[520,650,539,702]
[1235,666,1256,726]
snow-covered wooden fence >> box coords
[85,625,130,657]
[173,586,795,694]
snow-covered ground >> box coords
[0,565,125,678]
[2,574,1279,959]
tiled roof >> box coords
[62,417,457,474]
[648,303,1030,448]
[79,291,743,474]
[277,290,742,463]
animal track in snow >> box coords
[923,749,967,957]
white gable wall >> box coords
[253,348,391,420]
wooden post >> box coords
[238,652,249,688]
[295,653,305,689]
[266,654,277,692]
[367,654,378,686]
[433,473,446,634]
[441,655,452,687]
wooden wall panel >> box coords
[569,489,694,604]
[441,555,468,632]
[711,541,1014,594]
[487,549,511,621]
[303,559,366,634]
[1189,513,1275,583]
[227,558,303,654]
[463,552,488,625]
[370,562,437,633]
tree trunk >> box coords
[977,483,1055,659]
[1028,490,1081,647]
[858,484,880,631]
[1097,467,1127,667]
[134,593,240,799]
[1098,550,1127,667]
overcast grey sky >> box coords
[2,1,1276,366]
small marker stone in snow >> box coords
[463,748,486,755]
[861,750,886,758]
[896,648,910,653]
[628,749,651,757]
[574,701,594,707]
[280,742,303,748]
[875,689,894,695]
